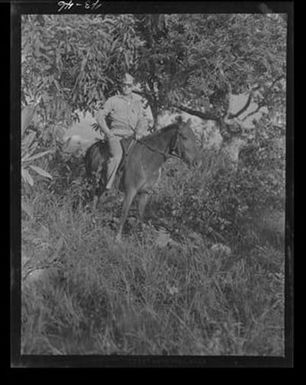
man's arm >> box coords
[134,102,147,139]
[95,100,114,138]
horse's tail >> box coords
[84,140,109,202]
[84,140,107,178]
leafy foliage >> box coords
[132,14,286,124]
[22,14,144,119]
[150,118,285,248]
[21,105,53,217]
[22,14,286,128]
[21,174,285,354]
[20,14,287,355]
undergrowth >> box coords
[21,149,285,356]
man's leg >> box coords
[106,136,122,190]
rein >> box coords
[135,129,182,161]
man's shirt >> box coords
[96,94,146,137]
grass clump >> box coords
[21,148,285,355]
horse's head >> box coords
[173,119,201,167]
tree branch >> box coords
[242,101,266,121]
[228,84,262,119]
[227,75,284,121]
[267,75,285,93]
[240,76,285,121]
[174,104,220,121]
[217,65,232,118]
[229,91,253,119]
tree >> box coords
[22,14,286,156]
[22,14,144,123]
[21,13,287,228]
[133,14,286,135]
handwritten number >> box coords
[92,0,102,9]
[57,1,74,12]
[57,1,66,12]
[58,1,73,11]
[58,0,102,12]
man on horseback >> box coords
[95,73,146,190]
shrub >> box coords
[150,125,285,249]
[21,120,285,355]
[21,207,284,355]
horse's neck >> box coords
[149,126,176,154]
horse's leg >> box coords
[137,169,161,225]
[138,192,150,223]
[116,188,137,241]
[92,184,104,211]
[92,163,105,211]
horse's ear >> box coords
[175,115,183,124]
[186,118,192,128]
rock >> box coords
[22,266,60,290]
[210,243,232,256]
[155,228,181,248]
[62,135,95,154]
[155,229,171,248]
[25,268,48,283]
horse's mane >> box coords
[142,123,179,141]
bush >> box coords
[21,197,284,355]
[21,125,285,355]
[150,127,285,249]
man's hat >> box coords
[122,73,134,85]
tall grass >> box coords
[21,149,285,355]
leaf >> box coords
[21,106,36,135]
[53,78,61,91]
[22,150,51,163]
[21,168,34,186]
[21,141,38,160]
[21,199,33,218]
[29,165,53,179]
[22,130,36,149]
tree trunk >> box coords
[220,136,247,173]
[150,103,159,131]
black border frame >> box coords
[10,0,294,368]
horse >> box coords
[85,119,200,240]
